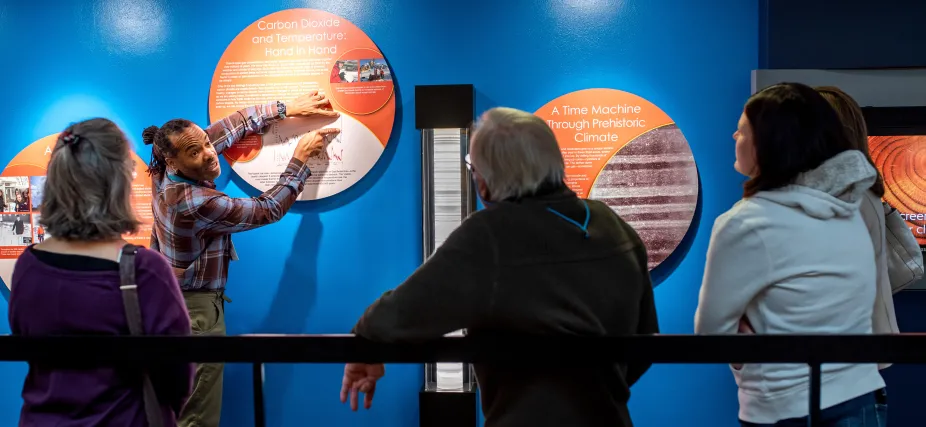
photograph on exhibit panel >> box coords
[32,214,48,243]
[30,176,45,211]
[331,60,359,83]
[0,176,31,213]
[0,213,32,247]
[359,58,392,82]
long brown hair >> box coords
[741,83,855,198]
[815,86,885,197]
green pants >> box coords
[179,291,227,427]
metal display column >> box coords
[415,84,478,427]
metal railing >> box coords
[2,334,924,427]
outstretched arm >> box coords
[353,215,497,341]
[191,127,338,237]
[206,102,282,155]
[207,92,340,155]
[191,158,310,236]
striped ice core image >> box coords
[589,125,698,269]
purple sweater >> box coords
[8,246,194,426]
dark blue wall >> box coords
[0,1,758,426]
[880,293,926,427]
[759,0,926,69]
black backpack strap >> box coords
[119,244,165,427]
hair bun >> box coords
[142,126,159,145]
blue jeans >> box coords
[875,403,887,427]
[740,391,883,427]
[874,387,888,427]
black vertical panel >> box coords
[415,85,475,129]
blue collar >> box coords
[167,173,199,186]
[546,200,591,239]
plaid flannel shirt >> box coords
[150,102,311,291]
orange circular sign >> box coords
[534,89,699,270]
[209,9,395,201]
[0,134,154,291]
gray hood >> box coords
[753,150,876,219]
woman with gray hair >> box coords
[344,107,658,427]
[7,118,194,426]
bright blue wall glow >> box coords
[0,1,757,426]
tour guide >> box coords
[143,91,339,427]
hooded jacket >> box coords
[695,150,885,424]
[860,190,899,371]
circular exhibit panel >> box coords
[209,8,395,201]
[0,134,153,295]
[534,88,699,270]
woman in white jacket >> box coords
[818,86,900,341]
[816,85,922,427]
[695,82,884,427]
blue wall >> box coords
[0,1,758,426]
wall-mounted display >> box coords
[869,135,926,245]
[0,134,153,294]
[534,89,698,270]
[209,8,395,201]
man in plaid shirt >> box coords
[142,91,339,427]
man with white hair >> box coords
[342,107,659,427]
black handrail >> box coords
[1,334,923,363]
[1,333,922,427]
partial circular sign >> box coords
[0,134,153,296]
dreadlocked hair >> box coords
[142,119,193,177]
